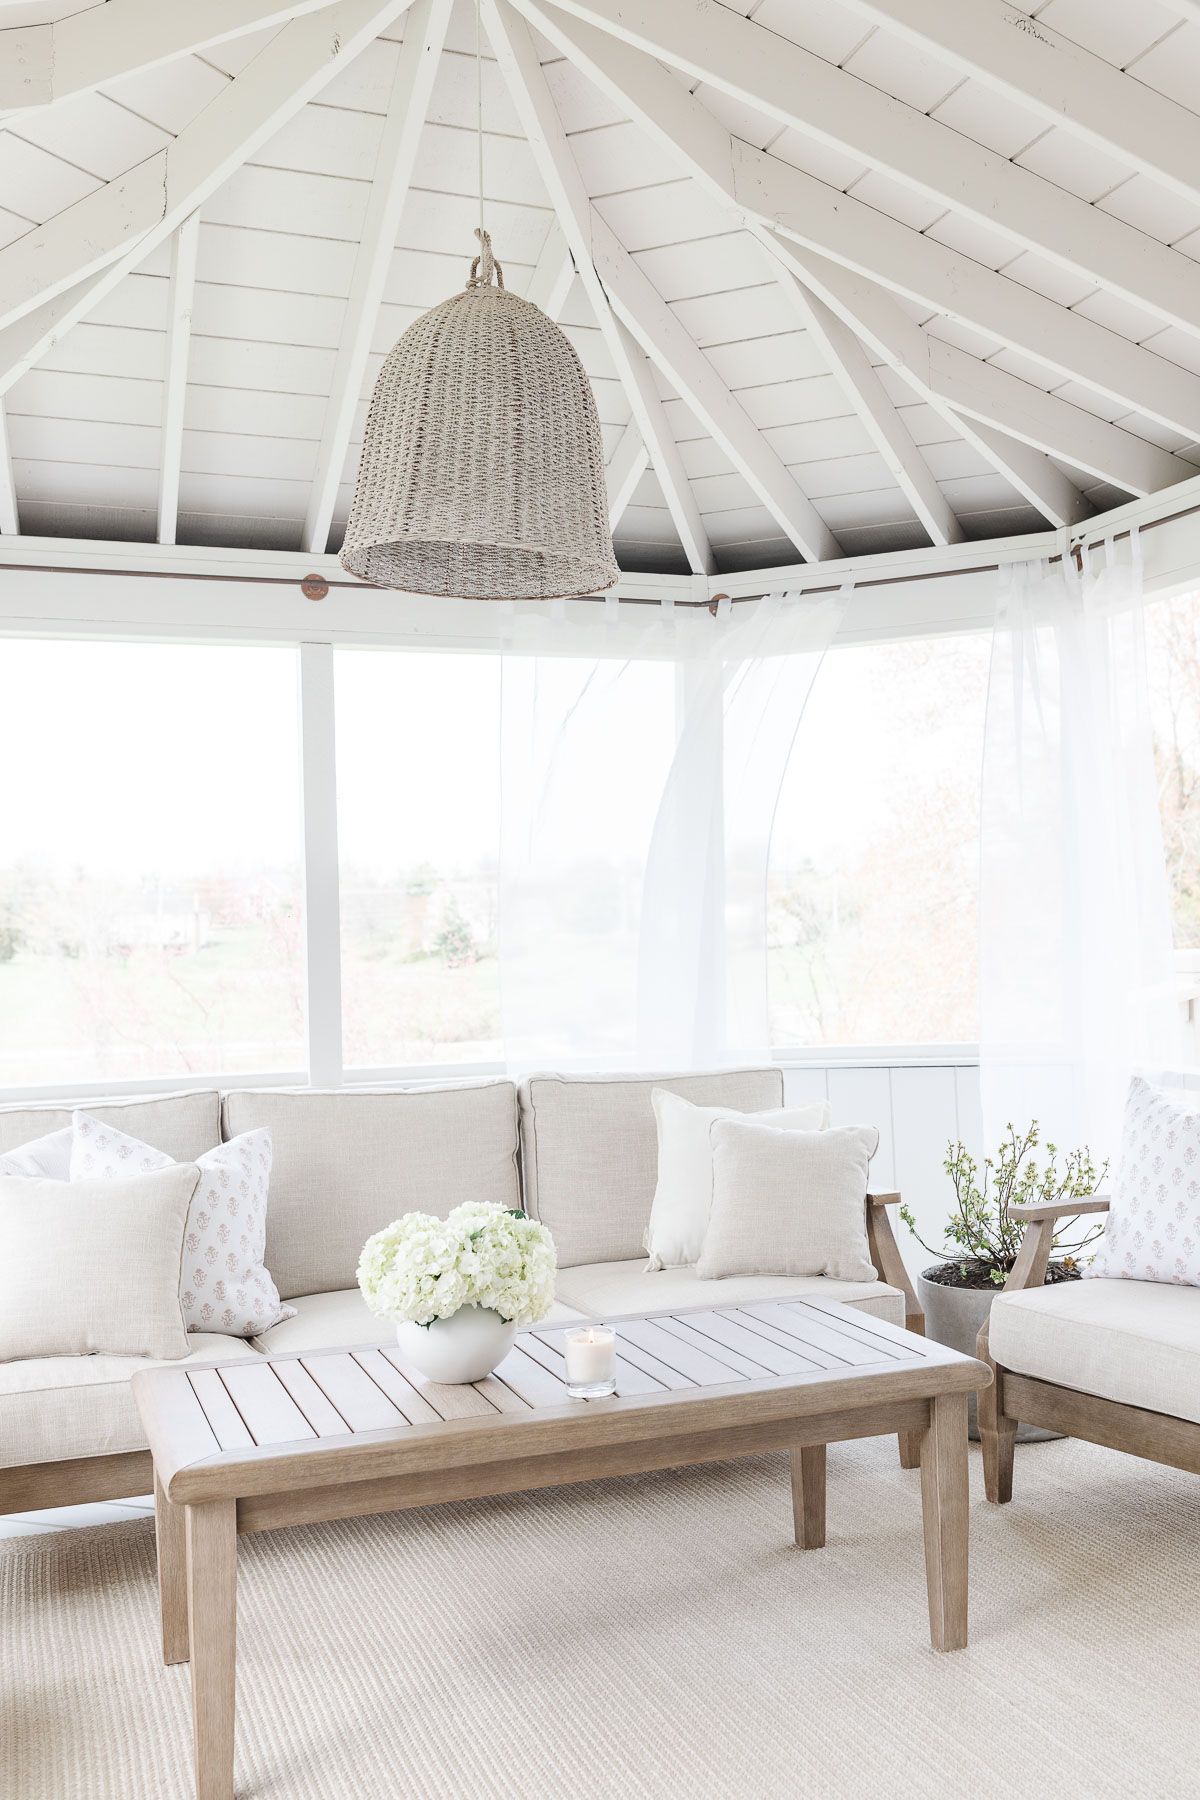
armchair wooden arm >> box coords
[864,1191,922,1335]
[1003,1195,1110,1292]
[868,1191,902,1208]
[1009,1196,1110,1225]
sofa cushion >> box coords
[0,1334,260,1470]
[519,1068,785,1269]
[223,1083,521,1301]
[0,1089,220,1164]
[252,1287,588,1356]
[555,1259,906,1327]
[990,1278,1200,1426]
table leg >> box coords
[918,1393,969,1651]
[790,1443,826,1548]
[154,1471,189,1666]
[186,1500,237,1800]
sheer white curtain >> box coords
[498,590,843,1071]
[979,531,1181,1163]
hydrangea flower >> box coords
[358,1202,556,1328]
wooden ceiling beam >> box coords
[0,400,17,534]
[0,0,346,114]
[518,0,1200,442]
[0,0,417,367]
[303,0,452,556]
[836,0,1200,212]
[484,0,715,573]
[605,415,649,532]
[157,212,200,546]
[771,265,963,546]
[539,0,1200,342]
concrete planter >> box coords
[917,1270,1059,1443]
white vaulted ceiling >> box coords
[4,0,1200,576]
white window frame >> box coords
[1,478,1199,1100]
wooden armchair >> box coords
[866,1191,926,1469]
[978,1195,1200,1502]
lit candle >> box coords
[564,1324,617,1397]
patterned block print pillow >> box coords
[1087,1077,1200,1287]
[71,1113,295,1337]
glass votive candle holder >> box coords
[563,1324,617,1398]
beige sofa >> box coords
[0,1067,916,1513]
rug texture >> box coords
[2,1436,1198,1800]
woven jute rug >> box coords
[2,1438,1197,1799]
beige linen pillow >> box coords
[644,1087,833,1270]
[0,1164,200,1362]
[697,1118,879,1282]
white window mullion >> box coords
[298,640,344,1087]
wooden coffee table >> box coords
[135,1299,989,1800]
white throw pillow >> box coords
[0,1125,73,1179]
[696,1118,879,1282]
[1087,1076,1200,1287]
[0,1165,199,1362]
[644,1087,832,1270]
[71,1113,295,1337]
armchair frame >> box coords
[978,1197,1200,1501]
[866,1192,926,1468]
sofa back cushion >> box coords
[519,1068,785,1268]
[222,1082,521,1300]
[0,1089,220,1165]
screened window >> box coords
[335,649,502,1068]
[0,640,305,1085]
[768,630,990,1048]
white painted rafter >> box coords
[772,268,963,546]
[0,0,417,382]
[0,400,17,533]
[538,0,1200,342]
[605,415,649,532]
[765,236,1191,500]
[836,0,1200,211]
[0,0,345,113]
[157,212,199,546]
[513,0,1200,443]
[303,0,453,556]
[525,221,576,318]
[483,0,716,573]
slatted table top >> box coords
[134,1299,988,1509]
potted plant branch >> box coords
[901,1122,1107,1440]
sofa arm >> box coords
[1003,1195,1110,1292]
[865,1191,923,1335]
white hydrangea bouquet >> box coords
[358,1202,557,1384]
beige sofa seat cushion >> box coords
[555,1259,906,1327]
[990,1278,1200,1426]
[520,1068,785,1269]
[0,1334,261,1470]
[223,1082,521,1301]
[252,1287,587,1356]
[0,1089,220,1163]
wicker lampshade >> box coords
[341,231,620,601]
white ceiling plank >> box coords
[157,211,199,546]
[0,399,17,532]
[963,421,1092,529]
[0,0,417,358]
[836,0,1200,211]
[768,237,1191,498]
[525,220,575,317]
[541,0,1200,340]
[303,0,453,555]
[772,267,963,546]
[0,1,345,114]
[605,413,649,531]
[483,0,715,573]
[515,0,1200,441]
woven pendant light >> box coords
[340,227,620,600]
